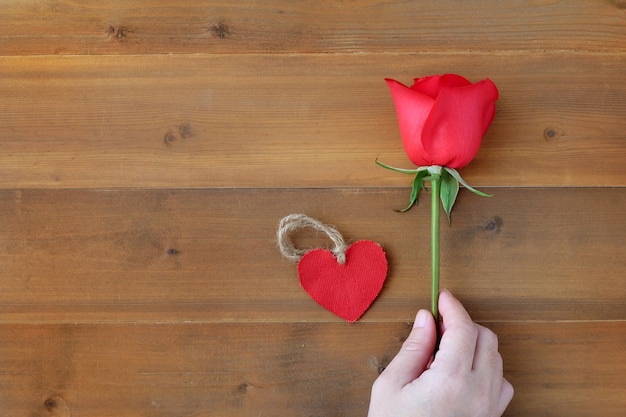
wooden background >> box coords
[1,1,624,415]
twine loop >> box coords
[277,214,347,264]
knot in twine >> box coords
[277,214,348,264]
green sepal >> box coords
[444,167,493,198]
[375,159,421,175]
[375,161,491,214]
[397,170,429,212]
[439,169,459,224]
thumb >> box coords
[379,309,437,388]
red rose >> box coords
[385,74,498,169]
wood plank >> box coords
[1,188,623,323]
[0,321,624,416]
[1,0,625,55]
[1,54,624,188]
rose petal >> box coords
[385,78,436,166]
[411,74,472,98]
[421,79,499,169]
[481,99,497,135]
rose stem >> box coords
[431,176,441,323]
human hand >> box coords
[367,290,514,417]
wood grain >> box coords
[1,188,623,323]
[0,322,623,417]
[1,0,625,55]
[1,0,625,415]
[1,54,624,188]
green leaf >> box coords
[439,169,459,224]
[397,170,428,212]
[444,167,493,197]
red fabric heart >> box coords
[297,240,388,322]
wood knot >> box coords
[543,127,562,142]
[44,395,71,416]
[44,398,57,410]
[237,381,258,393]
[164,123,193,146]
[483,216,503,233]
[206,21,231,39]
[163,131,178,146]
[108,25,135,43]
[368,355,391,375]
[179,122,193,139]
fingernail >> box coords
[414,310,429,328]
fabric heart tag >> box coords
[277,214,388,322]
[298,240,387,322]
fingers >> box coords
[379,309,437,388]
[431,289,478,372]
[472,325,511,415]
[370,291,514,417]
[496,378,515,416]
[436,290,515,415]
[472,325,501,372]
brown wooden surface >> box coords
[1,54,625,188]
[1,0,625,55]
[1,322,624,417]
[0,188,624,324]
[1,1,624,416]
